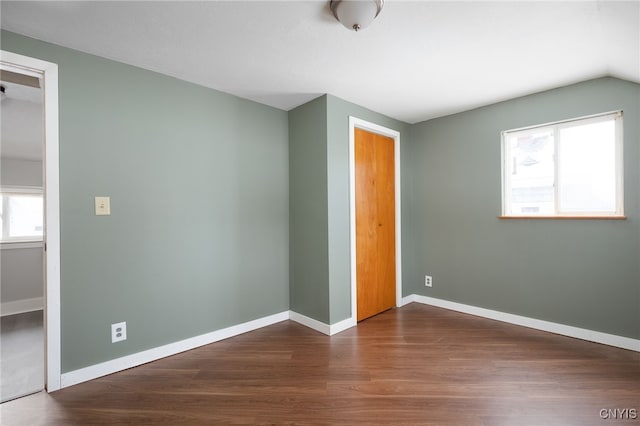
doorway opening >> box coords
[0,66,45,402]
[348,117,402,323]
[0,50,61,398]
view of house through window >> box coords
[502,111,623,217]
[0,190,44,241]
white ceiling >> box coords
[1,1,639,123]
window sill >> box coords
[0,241,44,250]
[498,215,627,220]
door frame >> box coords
[1,50,61,392]
[348,117,402,323]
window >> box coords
[0,189,44,242]
[501,111,623,218]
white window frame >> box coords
[501,111,624,218]
[0,186,45,243]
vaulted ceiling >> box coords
[2,1,639,123]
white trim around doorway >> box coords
[1,50,61,392]
[348,117,402,325]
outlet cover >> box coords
[111,322,127,343]
[425,275,433,287]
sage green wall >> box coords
[1,31,290,372]
[325,95,409,323]
[288,96,330,323]
[288,94,408,325]
[405,78,640,339]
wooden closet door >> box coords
[355,128,395,321]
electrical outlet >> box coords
[111,322,127,343]
[425,275,433,287]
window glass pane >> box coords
[507,130,555,215]
[558,120,616,212]
[5,194,44,239]
[503,112,621,217]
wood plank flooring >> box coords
[1,303,638,425]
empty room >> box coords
[0,1,638,425]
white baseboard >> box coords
[289,311,331,335]
[60,311,290,389]
[289,311,356,336]
[329,316,357,335]
[1,297,44,316]
[406,295,640,352]
[400,294,417,306]
[402,294,418,306]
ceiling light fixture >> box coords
[330,0,384,32]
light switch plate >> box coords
[95,196,111,215]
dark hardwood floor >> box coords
[1,303,638,425]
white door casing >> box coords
[1,50,61,391]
